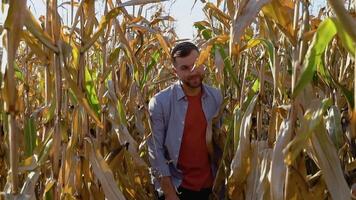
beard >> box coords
[182,74,204,89]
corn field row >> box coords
[0,0,355,199]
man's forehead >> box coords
[176,59,195,66]
[175,51,199,66]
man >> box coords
[147,42,223,200]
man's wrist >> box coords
[160,176,176,196]
[165,191,177,197]
[164,188,176,195]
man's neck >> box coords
[182,84,202,96]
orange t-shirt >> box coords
[177,92,214,191]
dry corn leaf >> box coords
[21,31,49,62]
[16,171,40,200]
[228,94,258,199]
[118,0,168,7]
[214,47,224,83]
[155,33,170,58]
[285,166,326,200]
[310,121,351,200]
[325,105,344,150]
[3,0,27,109]
[245,141,271,200]
[204,2,231,29]
[229,0,271,55]
[106,81,146,167]
[270,119,292,200]
[23,8,57,53]
[85,138,126,200]
[261,0,295,45]
[195,35,229,68]
[226,0,236,18]
[284,99,331,165]
[62,67,104,128]
[81,0,167,53]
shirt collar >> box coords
[175,80,209,101]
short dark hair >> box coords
[171,42,199,65]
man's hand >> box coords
[165,193,180,200]
[165,194,179,200]
[160,176,179,200]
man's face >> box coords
[173,50,205,89]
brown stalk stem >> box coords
[298,1,309,65]
[239,56,249,106]
[257,59,264,139]
[263,16,279,145]
[71,0,74,24]
[286,0,301,199]
[51,2,61,198]
[42,0,53,144]
[264,16,279,104]
[77,1,89,153]
[289,0,300,137]
[45,0,52,104]
[6,24,18,196]
[8,114,18,194]
[24,47,30,116]
[50,0,62,190]
[97,1,110,153]
[291,0,300,92]
[53,52,62,177]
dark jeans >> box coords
[157,186,212,200]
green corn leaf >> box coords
[24,116,36,157]
[293,18,338,98]
[217,45,239,88]
[85,67,100,115]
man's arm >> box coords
[211,90,225,158]
[160,176,179,199]
[213,90,224,129]
[147,96,178,198]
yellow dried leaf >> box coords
[270,120,292,200]
[228,94,258,199]
[310,122,351,200]
[85,138,126,200]
[155,33,170,57]
[230,0,271,55]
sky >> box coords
[0,0,326,40]
[164,0,207,39]
[166,0,326,39]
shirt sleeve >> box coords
[214,90,223,129]
[147,96,171,178]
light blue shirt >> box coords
[147,80,223,195]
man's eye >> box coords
[181,66,188,70]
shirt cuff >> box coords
[151,165,171,178]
